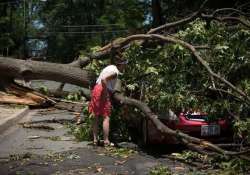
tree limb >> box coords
[208,87,249,105]
[86,34,250,104]
[113,93,250,160]
[212,8,250,17]
[147,0,209,34]
[201,14,250,28]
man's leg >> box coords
[92,116,99,143]
[103,116,110,144]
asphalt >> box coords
[0,107,193,175]
[0,108,88,157]
[0,80,196,174]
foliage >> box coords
[149,164,172,175]
[109,106,131,142]
[213,157,250,175]
[171,150,250,175]
[77,17,249,147]
[38,0,147,62]
[9,153,32,161]
[104,147,137,159]
[65,91,82,101]
[45,152,65,162]
[0,0,148,59]
[68,103,131,142]
[67,105,93,141]
[123,19,250,122]
[0,1,25,57]
[172,151,209,163]
[98,0,146,29]
[39,85,48,95]
[233,119,250,143]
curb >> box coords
[0,106,29,134]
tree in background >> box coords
[0,0,24,57]
[39,0,146,63]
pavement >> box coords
[0,80,202,174]
[0,108,88,158]
[0,106,193,175]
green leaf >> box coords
[215,44,229,50]
[127,84,137,91]
[145,66,158,75]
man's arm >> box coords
[101,73,117,88]
[101,73,117,100]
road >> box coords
[0,107,194,175]
[0,80,201,174]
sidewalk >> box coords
[0,104,29,134]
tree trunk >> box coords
[0,57,96,88]
[152,0,163,27]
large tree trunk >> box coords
[0,57,95,106]
[0,57,95,87]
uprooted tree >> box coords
[0,1,250,160]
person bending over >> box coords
[88,59,127,146]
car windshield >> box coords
[185,113,208,121]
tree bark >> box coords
[0,57,95,88]
[0,82,55,106]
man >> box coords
[88,58,127,146]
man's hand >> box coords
[101,79,109,101]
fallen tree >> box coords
[0,1,250,160]
[0,55,249,159]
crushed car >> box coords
[140,109,232,145]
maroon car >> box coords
[141,111,231,145]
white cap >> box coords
[96,65,121,84]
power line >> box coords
[45,30,128,34]
[0,1,19,5]
[61,24,124,28]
